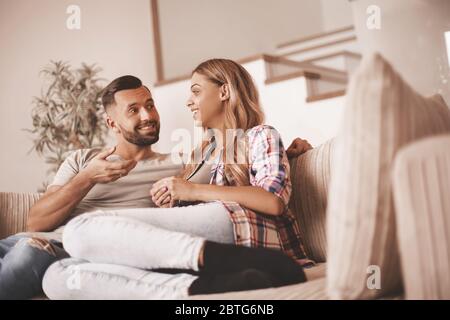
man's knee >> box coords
[10,237,67,267]
[0,237,68,299]
[25,237,58,257]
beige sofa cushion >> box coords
[189,263,405,300]
[392,134,450,299]
[326,53,450,299]
[0,192,41,238]
[191,271,328,300]
[289,140,333,263]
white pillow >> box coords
[326,53,450,299]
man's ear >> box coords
[219,84,230,101]
[106,115,120,134]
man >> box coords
[0,75,312,299]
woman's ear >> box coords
[219,84,230,101]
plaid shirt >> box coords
[208,125,314,266]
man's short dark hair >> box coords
[101,75,142,110]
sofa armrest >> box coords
[0,192,41,239]
[289,139,334,263]
[392,133,450,299]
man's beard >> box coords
[118,121,160,146]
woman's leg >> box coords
[62,202,232,271]
[62,201,306,291]
[100,201,234,244]
[43,258,276,300]
[43,258,197,300]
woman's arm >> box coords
[192,183,285,216]
[151,126,293,215]
[150,177,285,216]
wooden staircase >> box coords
[261,54,348,102]
[276,26,360,61]
[152,26,364,150]
[264,25,362,102]
[154,25,361,103]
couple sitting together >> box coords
[0,58,314,300]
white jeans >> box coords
[43,201,234,299]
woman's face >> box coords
[186,72,225,128]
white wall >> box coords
[158,0,325,79]
[320,0,354,31]
[244,60,344,147]
[0,0,352,193]
[152,58,345,158]
[0,0,155,192]
[350,0,450,104]
[151,79,193,156]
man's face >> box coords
[107,86,160,146]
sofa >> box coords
[0,138,334,300]
[2,134,450,300]
[1,53,449,300]
[0,137,414,300]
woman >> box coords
[151,59,311,262]
[43,59,313,300]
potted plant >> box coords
[27,61,109,191]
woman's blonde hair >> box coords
[181,58,265,186]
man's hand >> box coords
[27,146,137,232]
[286,138,313,159]
[81,146,137,184]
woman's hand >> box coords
[150,177,197,207]
[150,185,172,207]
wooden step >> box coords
[263,55,348,102]
[264,55,348,81]
[281,38,360,62]
[276,25,358,57]
[300,51,361,71]
[306,89,346,102]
